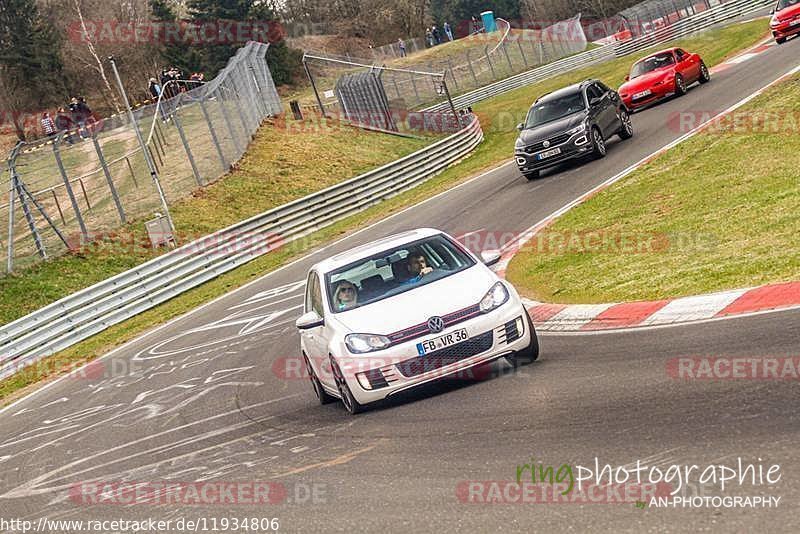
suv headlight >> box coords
[479,282,510,313]
[345,333,391,354]
[567,124,585,135]
[515,137,526,149]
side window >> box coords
[311,274,324,316]
[597,81,612,94]
[586,84,602,103]
[675,49,685,61]
[306,272,324,316]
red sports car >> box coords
[618,48,710,111]
[770,0,800,44]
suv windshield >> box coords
[326,235,475,313]
[630,52,675,78]
[524,91,586,128]
[777,0,800,9]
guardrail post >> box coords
[172,109,204,187]
[90,134,126,224]
[52,135,88,240]
[199,96,229,171]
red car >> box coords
[770,0,800,44]
[618,48,710,111]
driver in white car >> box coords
[401,250,434,285]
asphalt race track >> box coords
[1,34,799,532]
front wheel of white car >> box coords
[305,354,335,405]
[331,356,364,415]
[506,311,539,367]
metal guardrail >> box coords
[0,116,483,379]
[424,0,772,112]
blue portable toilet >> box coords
[481,10,497,33]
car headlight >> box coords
[770,17,780,28]
[567,124,585,135]
[345,333,392,354]
[479,282,510,313]
[515,138,526,149]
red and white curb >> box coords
[712,37,778,74]
[522,281,800,332]
[495,55,800,333]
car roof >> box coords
[636,48,678,62]
[535,80,592,104]
[312,228,444,273]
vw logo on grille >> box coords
[543,140,550,148]
[427,316,445,333]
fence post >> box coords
[52,136,88,240]
[466,50,479,85]
[124,157,138,189]
[501,40,514,73]
[517,38,529,68]
[9,168,46,261]
[6,160,17,272]
[409,73,420,102]
[484,46,497,80]
[90,134,126,224]
[446,59,460,92]
[215,86,245,157]
[199,96,229,171]
[172,110,203,187]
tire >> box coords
[674,73,687,96]
[523,169,539,181]
[330,356,364,415]
[505,311,540,367]
[304,354,335,405]
[591,127,607,159]
[698,62,710,84]
[618,109,633,140]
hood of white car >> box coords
[333,265,500,335]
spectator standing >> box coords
[398,38,406,57]
[76,97,92,138]
[425,27,434,47]
[41,112,56,138]
[149,78,162,99]
[444,22,453,41]
[55,107,76,144]
[431,25,441,45]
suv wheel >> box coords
[591,127,606,158]
[618,109,633,140]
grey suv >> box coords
[514,79,633,180]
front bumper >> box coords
[622,83,674,110]
[337,303,532,405]
[514,131,593,173]
[773,21,800,39]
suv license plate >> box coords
[536,148,561,160]
[417,328,468,355]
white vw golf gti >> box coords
[295,228,539,414]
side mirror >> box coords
[516,122,524,131]
[770,8,775,14]
[480,250,502,267]
[296,311,324,330]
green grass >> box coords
[0,20,770,404]
[506,72,800,304]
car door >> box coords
[588,83,616,137]
[675,49,699,81]
[302,271,333,387]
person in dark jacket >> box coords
[55,107,76,144]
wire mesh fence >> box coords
[301,15,589,125]
[2,41,282,274]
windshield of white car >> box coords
[325,235,476,313]
[523,91,586,128]
[777,0,799,9]
[630,52,675,78]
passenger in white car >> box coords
[333,280,359,311]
